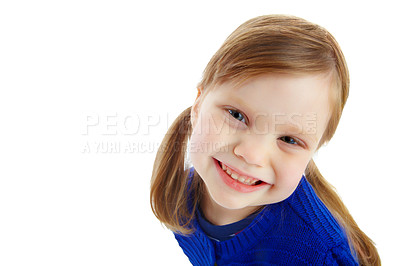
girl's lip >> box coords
[213,158,270,193]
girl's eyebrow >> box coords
[275,122,318,143]
[226,95,255,114]
[276,123,303,133]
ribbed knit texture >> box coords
[174,169,359,265]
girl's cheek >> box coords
[205,114,234,144]
[277,159,309,188]
[189,113,231,155]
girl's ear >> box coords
[190,87,204,128]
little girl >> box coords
[150,15,380,265]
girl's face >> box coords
[189,73,333,223]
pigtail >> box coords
[150,106,202,235]
[306,159,381,265]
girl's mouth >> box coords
[213,158,270,193]
[219,160,263,185]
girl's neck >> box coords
[200,191,261,226]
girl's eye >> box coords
[226,109,303,147]
[280,136,301,146]
[228,109,246,123]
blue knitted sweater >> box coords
[174,169,359,265]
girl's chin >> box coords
[202,173,266,210]
[207,189,260,210]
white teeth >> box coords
[220,161,259,186]
[230,172,239,180]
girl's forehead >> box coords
[212,73,333,111]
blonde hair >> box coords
[150,14,380,265]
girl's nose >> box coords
[233,134,274,167]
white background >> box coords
[1,0,399,265]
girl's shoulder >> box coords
[246,176,359,264]
[280,176,357,258]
